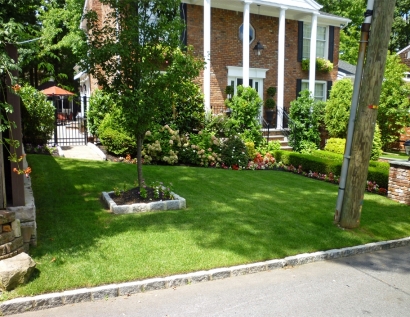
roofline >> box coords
[397,44,410,55]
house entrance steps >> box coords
[261,128,292,151]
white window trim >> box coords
[239,23,255,45]
[302,24,329,60]
[301,80,327,101]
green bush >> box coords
[98,109,136,155]
[324,138,346,154]
[324,79,353,138]
[371,124,383,161]
[87,89,115,137]
[288,90,324,152]
[272,150,389,188]
[220,135,249,168]
[19,84,55,145]
[311,150,343,161]
[225,86,263,146]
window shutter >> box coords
[328,26,334,63]
[180,3,187,47]
[327,81,333,100]
[297,21,303,62]
[296,79,302,98]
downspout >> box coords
[334,0,374,223]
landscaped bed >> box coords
[3,154,410,301]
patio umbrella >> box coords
[40,86,75,96]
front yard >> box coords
[3,154,410,300]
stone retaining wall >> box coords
[0,211,28,260]
[388,161,410,205]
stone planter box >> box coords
[101,191,186,214]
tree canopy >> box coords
[82,0,204,186]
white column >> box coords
[204,0,211,112]
[242,1,251,87]
[276,7,287,130]
[308,13,318,98]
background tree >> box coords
[324,79,353,138]
[82,0,204,186]
[377,53,410,150]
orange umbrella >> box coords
[41,86,75,96]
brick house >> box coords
[78,0,349,129]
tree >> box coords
[377,53,410,150]
[82,0,204,186]
[324,79,353,138]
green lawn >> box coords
[380,151,409,160]
[4,154,410,300]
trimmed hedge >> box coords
[273,150,389,189]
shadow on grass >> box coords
[25,155,410,290]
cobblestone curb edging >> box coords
[1,237,409,315]
[101,191,186,214]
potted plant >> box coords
[265,87,276,124]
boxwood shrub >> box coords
[273,150,389,189]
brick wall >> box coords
[187,4,339,114]
[388,162,410,205]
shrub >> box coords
[256,139,281,156]
[225,86,263,146]
[220,135,249,168]
[301,57,333,72]
[19,84,55,145]
[288,90,324,152]
[371,124,383,161]
[161,81,205,134]
[98,108,136,155]
[311,150,343,161]
[87,89,115,137]
[324,138,346,154]
[324,79,353,138]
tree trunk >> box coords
[339,0,396,228]
[136,133,144,188]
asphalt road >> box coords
[13,245,410,317]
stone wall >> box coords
[388,161,410,205]
[0,211,28,260]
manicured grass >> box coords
[380,151,409,160]
[4,155,410,300]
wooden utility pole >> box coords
[339,0,396,228]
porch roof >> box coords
[182,0,350,26]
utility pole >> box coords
[338,0,396,228]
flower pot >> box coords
[265,109,275,124]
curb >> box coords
[1,237,409,315]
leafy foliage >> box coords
[87,90,116,137]
[324,138,346,154]
[220,135,249,168]
[324,79,353,138]
[301,57,333,72]
[225,86,263,146]
[288,90,324,152]
[371,124,383,161]
[377,53,410,150]
[19,84,55,145]
[82,0,204,186]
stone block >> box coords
[33,293,64,311]
[188,271,210,284]
[11,219,21,238]
[165,200,180,210]
[148,202,165,211]
[91,285,119,300]
[0,232,15,245]
[142,278,166,291]
[118,281,144,296]
[63,288,92,304]
[0,297,34,315]
[2,225,11,232]
[209,268,231,280]
[247,262,267,274]
[0,211,15,225]
[230,264,249,276]
[165,275,190,288]
[0,252,36,291]
[0,237,23,256]
[266,259,286,270]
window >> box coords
[239,24,255,44]
[302,24,327,59]
[301,81,327,101]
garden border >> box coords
[1,237,409,315]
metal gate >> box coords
[47,96,89,146]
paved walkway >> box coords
[8,244,410,317]
[59,143,106,161]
